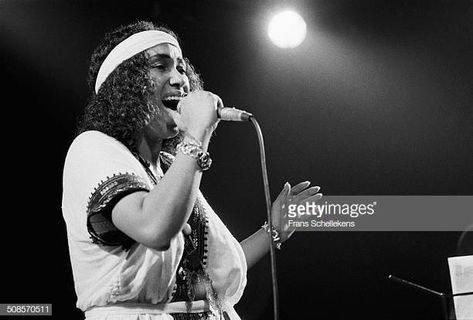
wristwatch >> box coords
[177,141,212,171]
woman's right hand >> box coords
[174,90,221,141]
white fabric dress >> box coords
[62,131,247,320]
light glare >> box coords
[268,10,307,48]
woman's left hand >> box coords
[270,181,323,244]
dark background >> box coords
[1,0,472,319]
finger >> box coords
[287,229,296,239]
[275,182,291,204]
[169,109,186,131]
[281,226,296,242]
[290,181,311,195]
[182,223,192,236]
[293,186,321,202]
[300,193,323,204]
[283,224,297,235]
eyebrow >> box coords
[148,53,185,65]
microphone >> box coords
[218,106,253,122]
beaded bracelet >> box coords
[261,221,282,250]
[177,133,212,171]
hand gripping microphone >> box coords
[217,107,253,121]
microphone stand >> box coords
[387,275,473,320]
[388,275,450,320]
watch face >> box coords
[197,152,212,171]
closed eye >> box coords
[177,66,187,74]
[151,64,166,70]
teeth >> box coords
[163,96,182,101]
[162,96,181,110]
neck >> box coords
[136,132,163,168]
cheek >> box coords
[147,116,167,135]
[149,73,165,92]
[152,106,168,124]
[153,105,175,127]
[183,76,190,92]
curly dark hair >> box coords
[77,20,203,154]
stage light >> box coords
[268,10,307,49]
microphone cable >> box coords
[218,107,280,319]
[249,116,280,320]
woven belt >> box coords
[84,300,210,318]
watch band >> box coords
[177,140,212,171]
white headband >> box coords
[95,30,181,93]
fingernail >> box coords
[284,182,290,188]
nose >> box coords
[169,67,187,88]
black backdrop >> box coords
[1,0,472,319]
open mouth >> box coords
[162,96,182,111]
